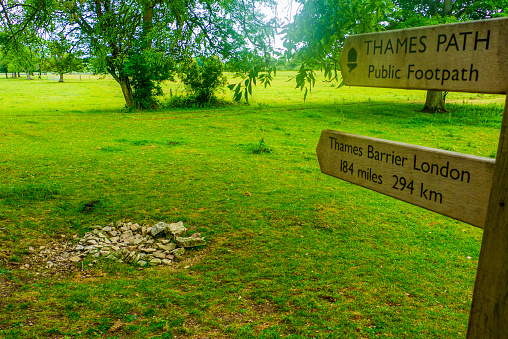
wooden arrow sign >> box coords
[339,18,508,94]
[316,130,496,228]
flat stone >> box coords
[100,250,111,256]
[126,251,137,263]
[171,248,185,257]
[87,239,97,245]
[151,222,168,237]
[154,251,166,259]
[161,259,172,265]
[75,245,84,251]
[122,237,134,245]
[109,230,118,237]
[137,260,147,266]
[69,256,81,262]
[140,247,157,253]
[121,230,133,237]
[149,258,162,265]
[175,236,206,248]
[156,242,176,252]
[164,221,187,238]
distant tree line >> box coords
[0,34,84,81]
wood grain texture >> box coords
[339,18,508,94]
[316,130,495,228]
[467,95,508,338]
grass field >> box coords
[0,72,505,338]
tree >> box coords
[0,52,7,77]
[1,0,52,80]
[0,34,42,80]
[46,35,83,82]
[281,0,507,110]
[281,0,393,98]
[389,0,507,112]
[39,0,275,109]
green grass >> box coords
[0,72,504,338]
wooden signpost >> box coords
[317,131,495,228]
[316,18,508,338]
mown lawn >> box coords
[0,72,504,338]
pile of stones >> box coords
[24,221,206,271]
[74,221,206,267]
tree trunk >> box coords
[119,76,134,108]
[59,73,64,82]
[422,0,453,112]
[26,71,32,80]
[422,90,449,113]
[443,0,453,16]
[142,1,154,48]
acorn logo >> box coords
[347,48,357,71]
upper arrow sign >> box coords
[338,18,508,94]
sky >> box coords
[262,0,300,52]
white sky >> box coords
[262,0,300,52]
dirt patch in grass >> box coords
[0,276,17,301]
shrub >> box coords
[179,56,227,104]
[124,49,176,109]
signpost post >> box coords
[316,17,508,338]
